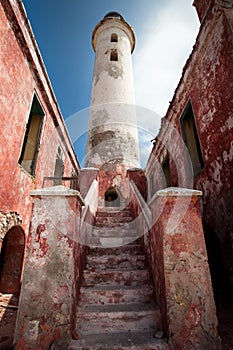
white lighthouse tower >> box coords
[85,12,140,170]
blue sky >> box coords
[22,0,199,167]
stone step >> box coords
[94,221,133,228]
[88,244,143,256]
[75,303,161,335]
[96,215,133,224]
[95,216,133,227]
[72,206,167,350]
[92,227,140,238]
[89,236,140,248]
[83,269,150,287]
[96,208,132,218]
[69,331,169,350]
[86,254,145,271]
[79,284,154,305]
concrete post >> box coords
[151,188,222,350]
[14,186,85,350]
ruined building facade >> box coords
[146,0,233,289]
[0,0,79,346]
[0,0,232,349]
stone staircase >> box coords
[69,207,169,350]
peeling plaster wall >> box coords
[146,1,233,282]
[98,168,130,207]
[146,191,221,349]
[14,188,85,350]
[193,0,211,22]
[86,16,140,169]
[0,211,22,242]
[91,21,135,106]
[0,0,79,236]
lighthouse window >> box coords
[110,49,118,61]
[111,33,118,42]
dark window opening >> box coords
[19,95,44,176]
[150,174,155,196]
[111,33,118,42]
[203,224,226,291]
[162,156,171,187]
[203,223,233,344]
[110,49,118,61]
[104,187,120,207]
[53,146,65,186]
[180,102,204,176]
[70,171,79,190]
[0,226,25,293]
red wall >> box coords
[146,2,233,281]
[0,1,79,236]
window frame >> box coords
[18,94,45,177]
[110,49,118,61]
[111,33,118,42]
[180,101,204,177]
[162,155,171,188]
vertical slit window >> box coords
[110,49,118,61]
[19,95,44,176]
[111,33,118,42]
[162,156,171,187]
[180,102,204,176]
[150,174,155,196]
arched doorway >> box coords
[104,187,120,207]
[0,226,25,293]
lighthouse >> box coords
[85,12,140,171]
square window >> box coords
[111,33,118,42]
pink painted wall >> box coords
[146,1,233,283]
[0,0,80,237]
[14,187,86,349]
[145,190,221,349]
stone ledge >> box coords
[156,187,202,197]
[30,185,84,203]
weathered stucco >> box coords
[0,1,80,348]
[85,14,140,169]
[146,0,233,284]
[0,211,22,242]
[144,189,221,349]
[14,187,85,350]
[0,1,232,348]
[0,0,79,236]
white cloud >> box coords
[133,0,199,167]
[133,0,199,127]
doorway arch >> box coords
[0,226,25,293]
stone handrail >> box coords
[80,179,98,232]
[129,180,152,229]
